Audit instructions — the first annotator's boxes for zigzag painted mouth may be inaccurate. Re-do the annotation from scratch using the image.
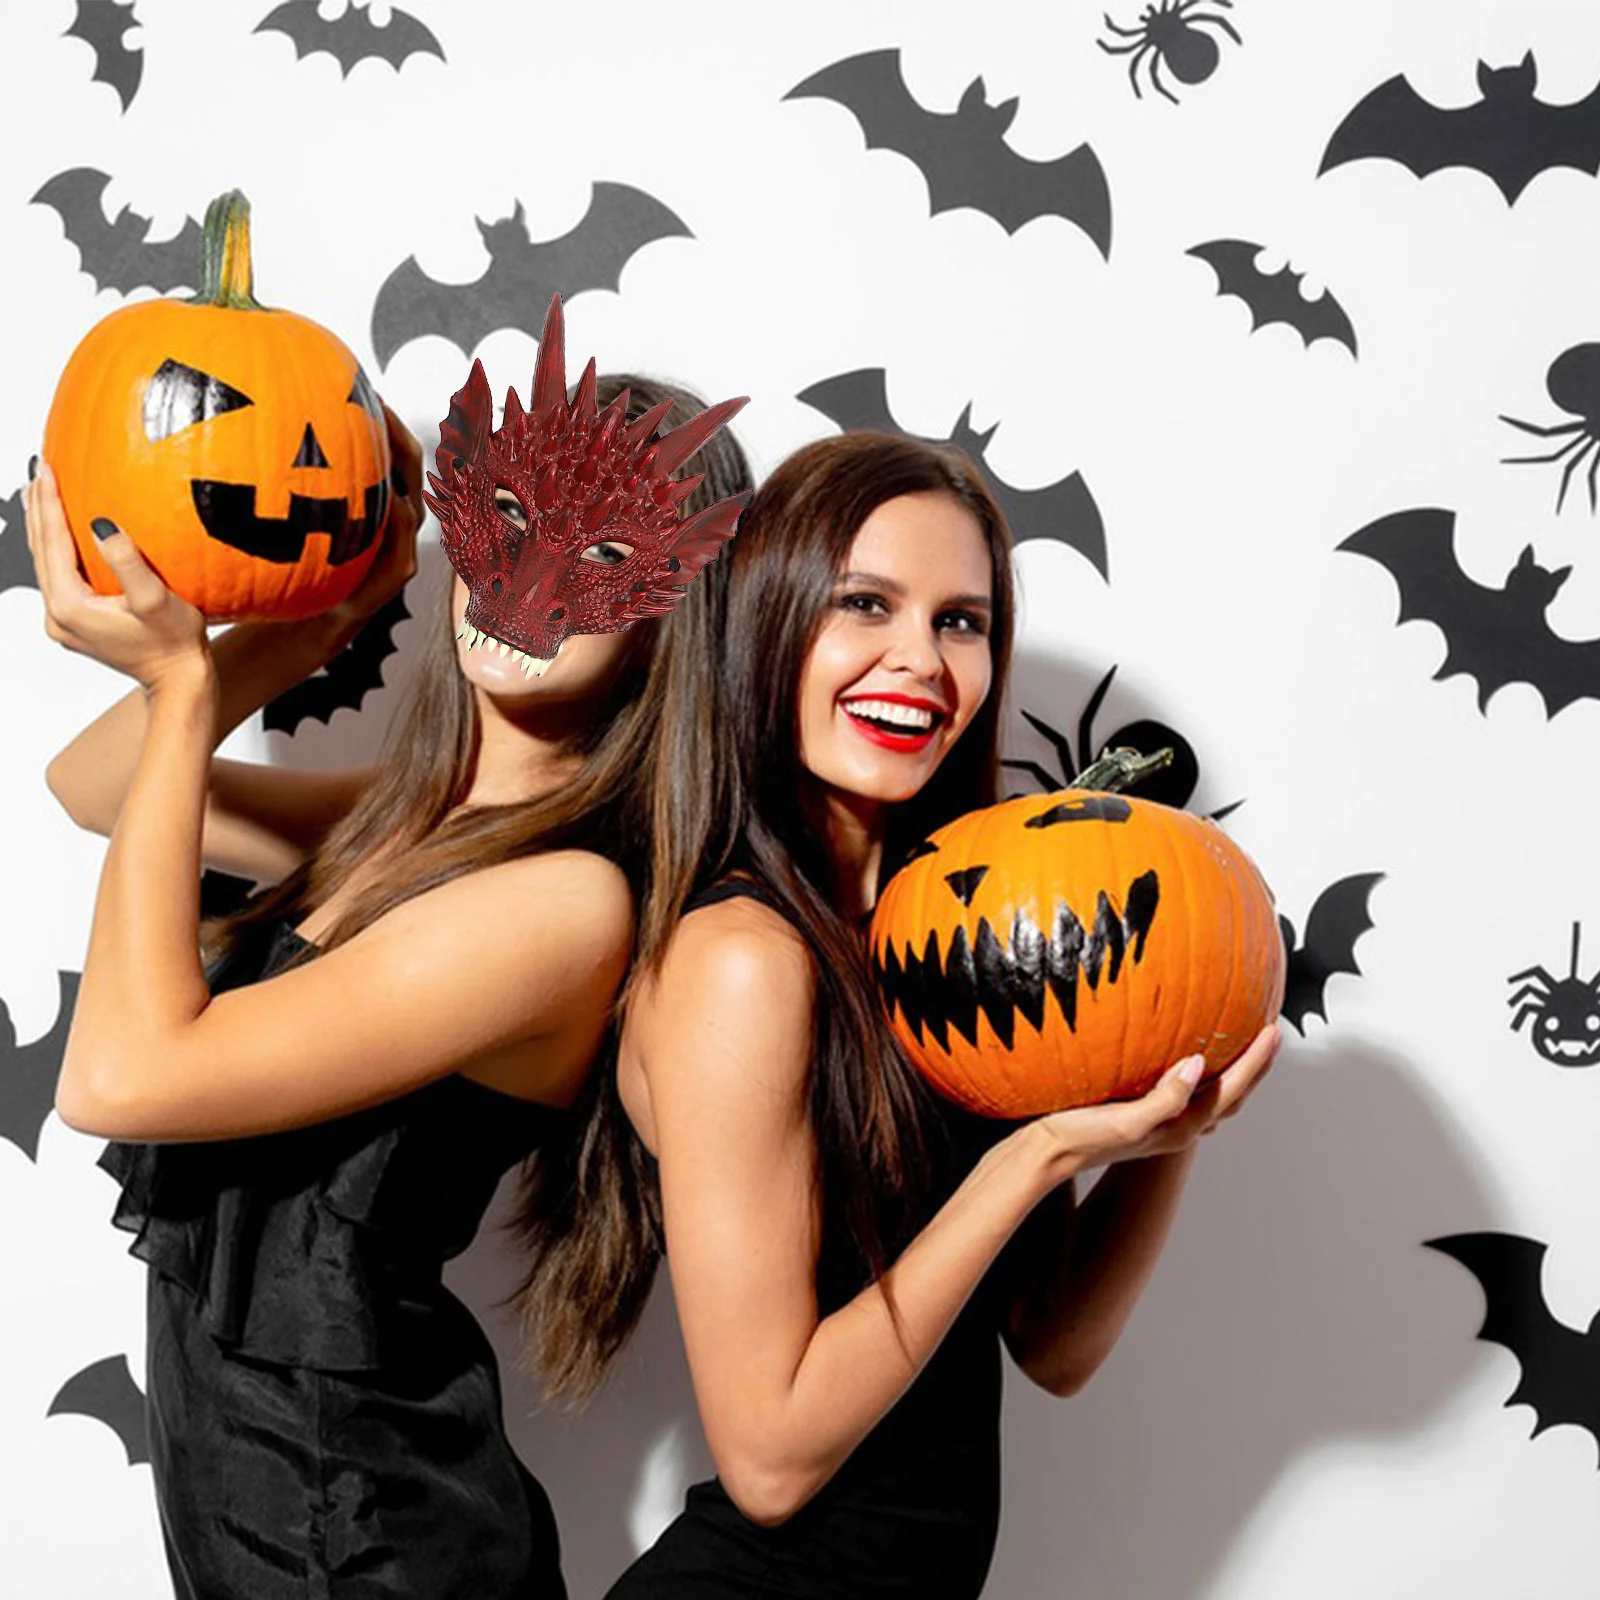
[873,870,1160,1052]
[191,479,388,566]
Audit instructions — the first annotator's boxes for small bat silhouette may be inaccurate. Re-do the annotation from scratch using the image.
[1278,873,1383,1032]
[263,590,411,734]
[254,0,444,76]
[1187,239,1358,355]
[0,485,34,596]
[32,168,203,296]
[1340,508,1600,717]
[797,368,1107,579]
[784,48,1113,259]
[1320,54,1600,205]
[48,1355,150,1467]
[64,0,143,112]
[370,186,691,368]
[0,971,80,1162]
[1425,1232,1600,1460]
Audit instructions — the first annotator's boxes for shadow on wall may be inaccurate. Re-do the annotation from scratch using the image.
[987,1040,1493,1600]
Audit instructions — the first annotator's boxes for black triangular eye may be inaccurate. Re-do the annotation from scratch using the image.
[904,838,939,864]
[347,366,382,419]
[943,866,988,906]
[142,359,252,442]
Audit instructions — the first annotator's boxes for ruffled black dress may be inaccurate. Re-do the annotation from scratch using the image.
[604,876,1008,1600]
[99,916,567,1599]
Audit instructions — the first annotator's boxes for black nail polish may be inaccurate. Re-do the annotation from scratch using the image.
[391,467,407,497]
[91,517,120,542]
[27,455,38,482]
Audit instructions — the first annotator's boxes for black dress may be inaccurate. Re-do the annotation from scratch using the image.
[604,877,1006,1600]
[99,915,567,1600]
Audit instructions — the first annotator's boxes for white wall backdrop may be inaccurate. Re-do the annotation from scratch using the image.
[4,1,1600,1595]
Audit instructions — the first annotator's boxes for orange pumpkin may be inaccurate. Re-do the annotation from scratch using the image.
[869,787,1286,1117]
[42,190,391,621]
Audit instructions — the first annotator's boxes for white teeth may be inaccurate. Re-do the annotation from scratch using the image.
[842,697,936,730]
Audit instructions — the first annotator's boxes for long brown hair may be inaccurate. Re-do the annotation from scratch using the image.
[618,432,1018,1322]
[198,371,754,1401]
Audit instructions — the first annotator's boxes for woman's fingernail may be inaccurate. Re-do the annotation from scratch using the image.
[27,455,38,482]
[91,517,121,542]
[391,467,408,497]
[1178,1056,1206,1087]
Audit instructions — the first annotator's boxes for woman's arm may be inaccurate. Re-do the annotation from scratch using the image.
[1001,1026,1281,1397]
[55,660,634,1140]
[631,899,1211,1529]
[44,405,422,882]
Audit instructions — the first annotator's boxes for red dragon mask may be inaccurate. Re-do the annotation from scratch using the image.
[421,292,749,676]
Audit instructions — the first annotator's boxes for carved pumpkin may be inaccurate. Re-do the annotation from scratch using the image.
[42,190,391,621]
[869,787,1286,1117]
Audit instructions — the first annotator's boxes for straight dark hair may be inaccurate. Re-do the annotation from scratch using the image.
[614,430,1018,1319]
[197,372,754,1403]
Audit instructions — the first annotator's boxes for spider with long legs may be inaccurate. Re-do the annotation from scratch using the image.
[1099,0,1242,105]
[1500,343,1600,515]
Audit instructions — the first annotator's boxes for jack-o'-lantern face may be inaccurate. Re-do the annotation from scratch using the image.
[869,789,1286,1117]
[42,190,391,621]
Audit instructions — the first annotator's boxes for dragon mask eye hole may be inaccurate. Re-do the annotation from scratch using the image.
[493,486,529,531]
[143,358,253,442]
[581,541,634,566]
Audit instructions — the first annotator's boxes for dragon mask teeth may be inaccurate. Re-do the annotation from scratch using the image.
[424,291,751,663]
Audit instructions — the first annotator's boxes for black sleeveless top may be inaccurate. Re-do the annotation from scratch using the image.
[606,876,1006,1600]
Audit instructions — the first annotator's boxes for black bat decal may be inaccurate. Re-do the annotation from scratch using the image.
[370,187,691,368]
[0,971,79,1162]
[1339,508,1600,717]
[0,485,34,596]
[254,0,444,76]
[64,0,143,112]
[263,590,411,734]
[784,48,1112,258]
[48,1355,150,1467]
[1186,239,1358,355]
[32,168,203,296]
[1277,873,1383,1033]
[797,368,1107,580]
[1320,54,1600,205]
[1425,1232,1600,1458]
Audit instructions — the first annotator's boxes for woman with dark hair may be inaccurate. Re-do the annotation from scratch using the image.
[29,335,754,1599]
[594,431,1281,1597]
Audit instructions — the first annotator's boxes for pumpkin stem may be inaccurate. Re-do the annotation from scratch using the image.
[192,190,264,311]
[1071,745,1173,794]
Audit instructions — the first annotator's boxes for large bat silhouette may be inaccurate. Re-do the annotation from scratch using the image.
[1340,508,1600,717]
[1278,873,1383,1032]
[370,186,691,368]
[254,0,444,76]
[784,48,1112,259]
[48,1355,150,1467]
[1320,54,1600,205]
[64,0,143,112]
[1426,1232,1600,1460]
[0,971,79,1162]
[32,168,202,296]
[797,368,1107,579]
[1187,239,1358,356]
[263,590,411,734]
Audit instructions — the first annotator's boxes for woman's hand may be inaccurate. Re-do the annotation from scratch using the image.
[26,460,210,691]
[320,403,424,637]
[1029,1021,1282,1177]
